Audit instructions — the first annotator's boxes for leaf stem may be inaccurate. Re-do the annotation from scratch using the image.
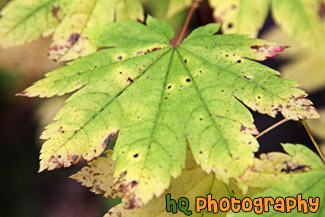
[255,118,290,139]
[300,120,325,164]
[175,0,198,47]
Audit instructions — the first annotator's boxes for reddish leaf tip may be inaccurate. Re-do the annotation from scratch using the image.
[266,45,289,58]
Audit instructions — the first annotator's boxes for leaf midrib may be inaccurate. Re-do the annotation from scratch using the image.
[135,49,176,186]
[176,48,242,175]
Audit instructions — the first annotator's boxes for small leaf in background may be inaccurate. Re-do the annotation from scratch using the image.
[0,0,144,62]
[230,143,325,217]
[48,0,144,62]
[19,17,319,208]
[71,150,123,198]
[272,0,325,52]
[229,171,325,216]
[209,0,270,37]
[241,143,324,187]
[0,0,69,48]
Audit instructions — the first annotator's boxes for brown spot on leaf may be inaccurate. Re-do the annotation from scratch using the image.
[137,47,163,55]
[68,33,80,46]
[115,171,128,192]
[320,2,325,19]
[93,185,105,194]
[51,6,60,20]
[102,131,118,148]
[270,94,318,120]
[250,45,265,51]
[102,132,116,148]
[281,163,310,173]
[151,47,162,52]
[49,45,59,51]
[114,171,142,209]
[131,180,138,187]
[58,127,65,133]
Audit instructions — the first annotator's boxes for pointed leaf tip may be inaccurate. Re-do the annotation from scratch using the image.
[39,130,118,172]
[249,44,288,60]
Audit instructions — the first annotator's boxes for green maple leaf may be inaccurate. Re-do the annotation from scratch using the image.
[19,17,319,207]
[230,143,325,216]
[0,0,144,62]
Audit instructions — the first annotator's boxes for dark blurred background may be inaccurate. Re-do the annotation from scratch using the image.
[0,0,324,216]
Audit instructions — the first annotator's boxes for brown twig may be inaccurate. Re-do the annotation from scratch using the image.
[175,0,199,47]
[300,120,325,164]
[255,118,290,139]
